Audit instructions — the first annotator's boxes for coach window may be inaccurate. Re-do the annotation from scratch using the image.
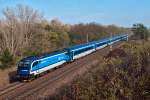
[32,61,39,67]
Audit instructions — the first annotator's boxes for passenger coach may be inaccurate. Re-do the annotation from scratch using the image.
[17,33,128,80]
[68,42,95,60]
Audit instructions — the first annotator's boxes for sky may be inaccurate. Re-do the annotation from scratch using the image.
[0,0,150,27]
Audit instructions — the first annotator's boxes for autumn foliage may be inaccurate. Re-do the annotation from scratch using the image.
[51,42,150,100]
[0,5,130,69]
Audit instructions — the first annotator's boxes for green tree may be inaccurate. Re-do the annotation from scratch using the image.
[0,48,14,68]
[132,24,149,40]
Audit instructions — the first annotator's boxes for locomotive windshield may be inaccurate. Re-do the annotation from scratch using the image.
[19,61,30,68]
[24,62,30,67]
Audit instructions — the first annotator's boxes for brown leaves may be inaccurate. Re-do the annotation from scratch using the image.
[54,42,150,100]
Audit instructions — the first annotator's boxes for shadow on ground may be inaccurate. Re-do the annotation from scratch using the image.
[8,71,18,83]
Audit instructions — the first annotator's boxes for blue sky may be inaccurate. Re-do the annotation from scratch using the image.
[0,0,150,27]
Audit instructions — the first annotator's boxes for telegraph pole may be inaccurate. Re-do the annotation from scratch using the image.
[110,32,113,51]
[86,33,89,43]
[143,30,145,46]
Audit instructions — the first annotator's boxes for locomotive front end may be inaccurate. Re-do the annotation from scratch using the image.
[17,60,32,80]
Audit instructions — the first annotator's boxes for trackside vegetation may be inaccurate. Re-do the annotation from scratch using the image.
[50,41,150,99]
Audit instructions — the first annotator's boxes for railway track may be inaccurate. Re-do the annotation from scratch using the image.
[16,60,99,99]
[0,82,24,96]
[0,41,126,99]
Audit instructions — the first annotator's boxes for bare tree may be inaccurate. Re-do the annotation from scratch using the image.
[0,5,43,56]
[50,18,63,30]
[0,20,3,53]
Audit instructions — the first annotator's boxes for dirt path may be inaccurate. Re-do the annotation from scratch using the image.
[0,67,17,88]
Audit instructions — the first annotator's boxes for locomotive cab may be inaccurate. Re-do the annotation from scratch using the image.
[17,60,31,80]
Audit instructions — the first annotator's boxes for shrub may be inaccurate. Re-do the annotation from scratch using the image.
[51,43,150,100]
[0,49,14,69]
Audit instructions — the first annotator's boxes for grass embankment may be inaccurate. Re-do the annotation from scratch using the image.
[51,41,150,100]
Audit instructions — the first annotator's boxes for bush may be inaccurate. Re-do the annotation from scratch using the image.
[51,43,150,100]
[0,49,14,69]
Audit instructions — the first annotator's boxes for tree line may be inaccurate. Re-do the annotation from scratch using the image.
[0,5,130,68]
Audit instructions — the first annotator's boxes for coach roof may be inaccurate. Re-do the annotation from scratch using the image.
[20,50,67,62]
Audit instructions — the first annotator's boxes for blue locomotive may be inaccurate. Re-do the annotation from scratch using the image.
[17,33,128,80]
